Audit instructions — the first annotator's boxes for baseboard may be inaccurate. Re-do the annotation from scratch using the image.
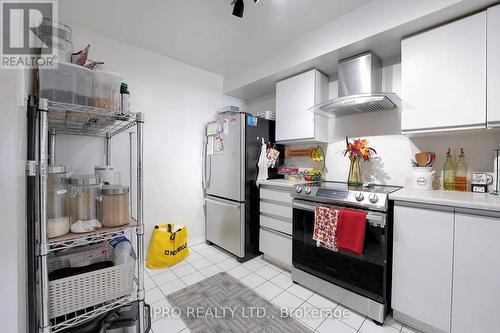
[392,310,448,333]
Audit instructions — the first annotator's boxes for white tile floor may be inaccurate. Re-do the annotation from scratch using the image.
[146,243,419,333]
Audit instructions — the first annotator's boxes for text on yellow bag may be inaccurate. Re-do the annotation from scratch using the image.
[146,224,189,269]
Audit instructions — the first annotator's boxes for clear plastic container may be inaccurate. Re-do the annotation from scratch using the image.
[92,70,123,110]
[69,175,101,232]
[73,65,92,106]
[47,165,69,238]
[100,185,130,227]
[39,62,74,103]
[39,62,92,105]
[39,35,73,63]
[37,18,73,63]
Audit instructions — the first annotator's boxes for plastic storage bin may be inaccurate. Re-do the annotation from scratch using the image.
[73,65,92,106]
[37,18,73,63]
[48,246,135,319]
[47,165,70,238]
[39,62,92,105]
[100,185,130,227]
[92,70,123,110]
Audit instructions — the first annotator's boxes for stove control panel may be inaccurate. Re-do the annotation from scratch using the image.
[291,186,392,212]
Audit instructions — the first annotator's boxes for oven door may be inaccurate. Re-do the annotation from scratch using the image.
[292,199,388,303]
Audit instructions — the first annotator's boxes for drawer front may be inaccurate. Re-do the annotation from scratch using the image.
[259,227,292,266]
[260,202,292,219]
[260,187,292,204]
[260,214,292,235]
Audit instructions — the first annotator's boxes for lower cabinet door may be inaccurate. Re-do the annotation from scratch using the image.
[452,212,500,333]
[392,204,454,332]
[259,227,292,267]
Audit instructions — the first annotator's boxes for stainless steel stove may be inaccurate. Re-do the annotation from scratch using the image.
[291,181,400,212]
[290,181,401,324]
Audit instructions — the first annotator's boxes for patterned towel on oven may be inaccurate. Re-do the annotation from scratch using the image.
[313,206,339,251]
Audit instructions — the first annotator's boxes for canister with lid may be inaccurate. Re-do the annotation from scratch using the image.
[100,185,130,227]
[69,174,102,233]
[48,165,69,238]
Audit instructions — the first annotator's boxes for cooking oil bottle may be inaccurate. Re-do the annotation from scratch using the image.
[454,148,468,191]
[443,148,455,190]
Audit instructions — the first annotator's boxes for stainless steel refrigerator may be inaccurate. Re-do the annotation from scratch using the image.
[203,112,278,262]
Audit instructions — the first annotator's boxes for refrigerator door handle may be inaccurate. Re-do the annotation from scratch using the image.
[202,135,207,190]
[202,134,212,190]
[205,196,242,208]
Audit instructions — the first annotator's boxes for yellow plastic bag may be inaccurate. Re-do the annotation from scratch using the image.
[146,224,189,269]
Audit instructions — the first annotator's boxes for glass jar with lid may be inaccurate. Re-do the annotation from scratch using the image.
[47,165,69,238]
[69,174,102,233]
[100,185,130,227]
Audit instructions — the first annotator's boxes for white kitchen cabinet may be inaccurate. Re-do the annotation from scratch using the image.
[259,227,292,267]
[487,5,500,127]
[392,204,454,333]
[401,12,487,133]
[451,211,500,333]
[275,69,328,143]
[259,185,293,268]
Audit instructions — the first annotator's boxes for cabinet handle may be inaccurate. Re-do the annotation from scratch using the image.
[261,226,292,239]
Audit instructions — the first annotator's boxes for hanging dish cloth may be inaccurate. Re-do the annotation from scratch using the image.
[313,206,339,251]
[257,138,268,181]
[266,146,280,168]
[336,209,367,256]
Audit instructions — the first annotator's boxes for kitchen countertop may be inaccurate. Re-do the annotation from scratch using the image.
[389,187,500,212]
[257,178,306,188]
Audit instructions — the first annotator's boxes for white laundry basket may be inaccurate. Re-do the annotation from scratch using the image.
[48,246,135,319]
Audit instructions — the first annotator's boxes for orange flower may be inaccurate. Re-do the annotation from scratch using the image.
[343,136,377,161]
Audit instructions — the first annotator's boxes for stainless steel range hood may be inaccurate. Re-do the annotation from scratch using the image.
[310,51,401,116]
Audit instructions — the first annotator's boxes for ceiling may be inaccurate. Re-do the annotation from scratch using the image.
[59,0,372,77]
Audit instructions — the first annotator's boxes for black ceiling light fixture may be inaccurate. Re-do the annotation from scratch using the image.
[232,0,244,18]
[231,0,259,18]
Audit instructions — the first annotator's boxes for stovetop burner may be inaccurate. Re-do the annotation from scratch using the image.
[291,181,401,212]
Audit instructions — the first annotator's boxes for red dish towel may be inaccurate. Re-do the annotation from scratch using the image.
[313,206,339,251]
[337,209,367,255]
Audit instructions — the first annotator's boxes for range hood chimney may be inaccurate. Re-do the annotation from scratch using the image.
[310,51,401,116]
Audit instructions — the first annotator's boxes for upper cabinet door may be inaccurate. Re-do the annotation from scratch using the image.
[401,12,487,133]
[276,69,328,143]
[488,5,500,127]
[452,211,500,333]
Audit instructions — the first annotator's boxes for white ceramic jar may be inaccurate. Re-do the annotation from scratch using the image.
[411,167,435,191]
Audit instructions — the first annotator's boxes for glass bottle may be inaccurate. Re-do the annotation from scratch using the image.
[443,149,455,191]
[454,148,468,192]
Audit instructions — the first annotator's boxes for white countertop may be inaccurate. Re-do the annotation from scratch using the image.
[257,178,306,188]
[389,187,500,212]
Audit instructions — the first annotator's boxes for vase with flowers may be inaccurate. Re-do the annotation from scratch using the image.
[343,136,377,186]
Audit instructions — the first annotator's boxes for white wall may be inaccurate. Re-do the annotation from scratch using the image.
[0,70,27,333]
[56,25,245,246]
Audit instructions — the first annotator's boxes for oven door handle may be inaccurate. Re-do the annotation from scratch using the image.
[292,201,386,227]
[292,202,315,211]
